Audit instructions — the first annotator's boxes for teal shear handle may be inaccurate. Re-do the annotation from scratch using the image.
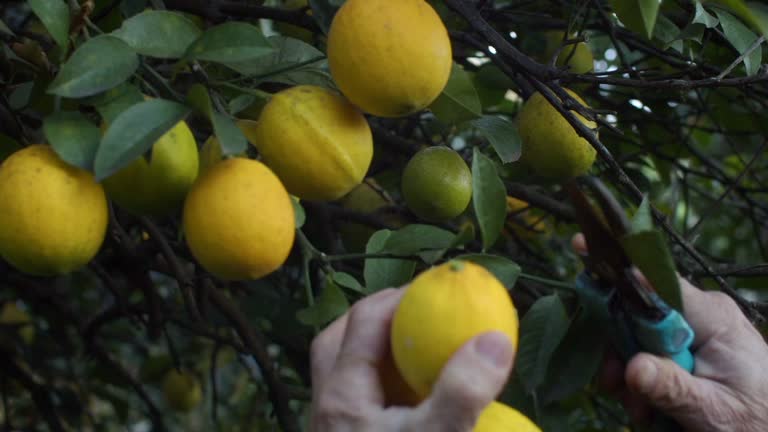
[575,273,695,373]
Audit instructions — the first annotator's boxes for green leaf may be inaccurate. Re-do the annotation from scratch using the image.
[715,9,763,75]
[89,83,145,125]
[472,147,507,251]
[653,15,684,52]
[185,22,274,64]
[186,84,248,155]
[308,0,345,34]
[382,224,457,256]
[112,10,202,58]
[694,3,720,28]
[630,196,653,233]
[429,63,481,125]
[43,112,101,171]
[516,294,570,394]
[331,272,365,293]
[540,311,605,404]
[225,36,330,87]
[94,99,190,181]
[0,19,15,36]
[471,115,521,164]
[48,36,139,98]
[456,254,521,291]
[706,0,768,36]
[292,197,306,228]
[364,230,416,293]
[610,0,661,39]
[28,0,70,49]
[297,278,349,327]
[621,230,683,312]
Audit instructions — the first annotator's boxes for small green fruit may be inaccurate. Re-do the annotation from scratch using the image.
[401,147,472,222]
[162,369,203,412]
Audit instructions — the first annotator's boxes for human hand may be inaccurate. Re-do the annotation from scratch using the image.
[309,288,515,432]
[572,233,768,432]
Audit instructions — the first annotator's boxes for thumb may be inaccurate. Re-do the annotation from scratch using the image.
[625,353,709,422]
[415,332,514,431]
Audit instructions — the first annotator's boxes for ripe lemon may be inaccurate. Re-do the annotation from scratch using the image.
[0,302,35,345]
[338,179,402,252]
[401,147,472,222]
[162,369,203,412]
[249,85,373,201]
[379,347,424,407]
[103,120,198,216]
[327,0,452,117]
[517,89,597,180]
[474,402,542,432]
[504,196,549,240]
[391,260,519,396]
[183,158,295,280]
[0,145,108,276]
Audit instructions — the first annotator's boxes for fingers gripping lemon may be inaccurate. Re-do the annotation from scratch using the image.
[0,145,108,276]
[249,85,373,201]
[391,260,519,397]
[183,158,295,281]
[327,0,452,117]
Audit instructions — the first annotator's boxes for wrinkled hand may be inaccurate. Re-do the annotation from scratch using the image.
[573,234,768,432]
[309,288,515,432]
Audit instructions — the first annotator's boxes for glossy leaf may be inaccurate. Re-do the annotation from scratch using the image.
[516,294,570,393]
[630,196,653,233]
[48,36,139,98]
[471,115,522,164]
[715,9,763,76]
[364,230,416,293]
[89,83,145,125]
[187,84,248,155]
[706,0,768,36]
[292,197,306,228]
[540,311,605,404]
[456,253,521,291]
[331,272,365,293]
[43,112,101,171]
[693,3,720,28]
[429,63,481,125]
[610,0,661,39]
[621,229,683,313]
[185,22,273,64]
[472,147,507,251]
[94,99,190,180]
[28,0,70,48]
[0,19,15,36]
[297,278,349,327]
[113,10,201,58]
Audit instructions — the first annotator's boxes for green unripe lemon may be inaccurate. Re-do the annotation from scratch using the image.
[401,147,471,222]
[162,369,203,412]
[517,88,597,180]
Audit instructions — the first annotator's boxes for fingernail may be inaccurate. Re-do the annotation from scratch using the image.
[473,332,513,368]
[636,358,658,394]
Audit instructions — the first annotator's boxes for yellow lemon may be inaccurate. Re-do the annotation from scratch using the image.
[327,0,452,117]
[0,302,35,345]
[474,402,542,432]
[391,260,519,397]
[401,147,472,222]
[183,158,295,280]
[162,369,203,412]
[0,145,108,276]
[517,89,597,180]
[249,85,373,201]
[103,120,198,216]
[504,196,550,240]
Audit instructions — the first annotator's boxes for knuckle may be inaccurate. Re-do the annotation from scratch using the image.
[312,385,369,428]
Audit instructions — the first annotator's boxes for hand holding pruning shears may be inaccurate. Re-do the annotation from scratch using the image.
[568,177,768,431]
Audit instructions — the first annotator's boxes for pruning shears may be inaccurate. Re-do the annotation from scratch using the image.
[567,177,695,430]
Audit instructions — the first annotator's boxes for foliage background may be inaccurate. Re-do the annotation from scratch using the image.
[1,0,768,431]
